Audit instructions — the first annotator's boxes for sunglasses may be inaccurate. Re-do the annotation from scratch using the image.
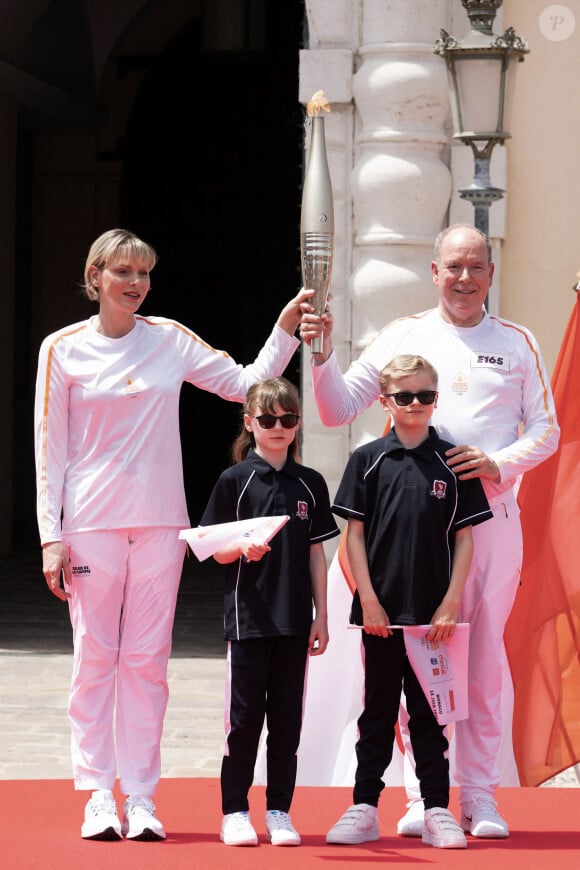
[251,413,300,429]
[383,391,438,406]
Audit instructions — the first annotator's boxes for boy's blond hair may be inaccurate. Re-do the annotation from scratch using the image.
[379,354,438,394]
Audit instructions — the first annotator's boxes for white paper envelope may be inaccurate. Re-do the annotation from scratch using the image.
[179,515,290,562]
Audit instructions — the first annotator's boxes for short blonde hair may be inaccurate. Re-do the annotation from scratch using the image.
[83,229,157,301]
[379,354,438,394]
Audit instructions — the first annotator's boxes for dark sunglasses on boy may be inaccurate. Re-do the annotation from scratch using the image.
[251,413,300,429]
[383,390,438,406]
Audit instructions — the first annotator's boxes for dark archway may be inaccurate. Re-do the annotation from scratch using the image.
[120,4,305,523]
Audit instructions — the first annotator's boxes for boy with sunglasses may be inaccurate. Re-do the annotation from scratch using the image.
[200,377,339,847]
[326,355,492,850]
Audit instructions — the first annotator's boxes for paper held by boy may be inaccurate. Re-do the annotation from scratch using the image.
[179,515,290,562]
[348,623,470,724]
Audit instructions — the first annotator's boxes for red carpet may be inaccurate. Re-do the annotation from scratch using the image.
[4,779,579,869]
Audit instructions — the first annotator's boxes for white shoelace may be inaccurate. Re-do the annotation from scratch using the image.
[470,796,500,816]
[268,811,295,831]
[228,812,253,830]
[126,795,156,816]
[88,793,117,817]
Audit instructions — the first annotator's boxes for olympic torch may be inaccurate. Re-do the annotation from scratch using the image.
[301,91,334,354]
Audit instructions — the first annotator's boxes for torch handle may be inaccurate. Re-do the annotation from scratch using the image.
[301,231,333,354]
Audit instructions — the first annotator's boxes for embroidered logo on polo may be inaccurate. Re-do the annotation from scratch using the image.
[471,352,510,372]
[431,480,447,499]
[296,501,309,520]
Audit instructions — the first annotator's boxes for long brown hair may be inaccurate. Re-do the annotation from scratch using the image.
[232,377,301,464]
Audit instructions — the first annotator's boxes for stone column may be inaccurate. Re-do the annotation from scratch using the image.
[349,0,452,451]
[299,1,356,505]
[300,0,453,502]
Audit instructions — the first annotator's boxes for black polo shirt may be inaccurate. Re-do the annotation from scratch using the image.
[200,449,340,641]
[332,426,493,626]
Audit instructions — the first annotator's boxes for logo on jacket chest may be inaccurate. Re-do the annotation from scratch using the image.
[123,376,147,397]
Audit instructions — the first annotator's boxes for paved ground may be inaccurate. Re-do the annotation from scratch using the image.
[1,547,578,787]
[0,549,227,780]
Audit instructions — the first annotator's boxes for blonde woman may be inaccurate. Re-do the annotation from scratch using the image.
[35,229,307,842]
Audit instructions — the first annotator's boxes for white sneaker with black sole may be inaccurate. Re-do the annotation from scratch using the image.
[122,794,166,841]
[81,789,121,841]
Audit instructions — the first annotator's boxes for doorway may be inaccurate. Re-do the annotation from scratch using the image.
[118,4,305,523]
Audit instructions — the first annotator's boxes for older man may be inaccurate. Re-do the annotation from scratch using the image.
[300,224,559,840]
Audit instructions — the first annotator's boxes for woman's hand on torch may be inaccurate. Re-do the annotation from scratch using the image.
[299,290,334,363]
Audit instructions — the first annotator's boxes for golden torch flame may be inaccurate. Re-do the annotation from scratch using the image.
[306,90,331,118]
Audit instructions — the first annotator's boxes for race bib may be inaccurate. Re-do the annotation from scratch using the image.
[470,352,510,372]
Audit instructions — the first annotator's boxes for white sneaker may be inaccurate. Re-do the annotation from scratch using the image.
[81,789,121,841]
[423,807,467,849]
[220,811,258,846]
[265,810,301,846]
[461,796,509,838]
[122,794,166,840]
[397,799,424,836]
[326,803,379,844]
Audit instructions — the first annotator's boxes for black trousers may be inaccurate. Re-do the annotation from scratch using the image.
[353,631,449,810]
[221,636,308,814]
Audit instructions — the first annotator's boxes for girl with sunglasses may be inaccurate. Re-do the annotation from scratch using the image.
[199,377,339,848]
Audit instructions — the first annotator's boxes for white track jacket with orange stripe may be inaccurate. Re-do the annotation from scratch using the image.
[35,316,299,544]
[312,307,559,498]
